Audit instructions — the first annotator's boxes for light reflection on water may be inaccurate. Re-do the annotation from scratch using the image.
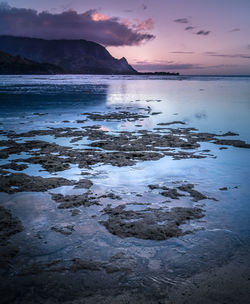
[0,75,250,295]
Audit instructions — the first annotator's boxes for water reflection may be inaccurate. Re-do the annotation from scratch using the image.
[0,75,250,301]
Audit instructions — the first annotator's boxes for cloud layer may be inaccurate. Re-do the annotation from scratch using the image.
[0,3,155,46]
[134,62,203,71]
[134,60,229,72]
[205,52,250,59]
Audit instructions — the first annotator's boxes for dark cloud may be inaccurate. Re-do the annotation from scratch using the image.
[170,51,194,54]
[229,28,240,32]
[175,20,210,37]
[196,30,210,36]
[141,4,147,10]
[205,52,250,59]
[0,3,155,46]
[185,26,195,31]
[174,18,189,24]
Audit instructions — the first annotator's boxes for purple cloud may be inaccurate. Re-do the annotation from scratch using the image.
[134,62,203,71]
[229,28,240,32]
[205,52,250,59]
[170,51,194,54]
[0,3,155,46]
[196,30,210,36]
[134,61,229,72]
[185,26,195,31]
[174,18,189,24]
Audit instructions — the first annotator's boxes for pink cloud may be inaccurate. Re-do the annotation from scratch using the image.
[135,18,154,31]
[91,12,110,22]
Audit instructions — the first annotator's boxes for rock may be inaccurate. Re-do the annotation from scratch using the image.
[101,205,204,240]
[178,184,207,201]
[0,173,73,193]
[219,187,228,191]
[160,188,185,199]
[157,121,186,126]
[0,162,28,171]
[51,193,100,209]
[74,179,93,189]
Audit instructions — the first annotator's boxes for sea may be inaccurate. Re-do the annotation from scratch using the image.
[0,74,250,303]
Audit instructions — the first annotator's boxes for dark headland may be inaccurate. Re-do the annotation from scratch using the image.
[0,36,179,75]
[0,50,63,74]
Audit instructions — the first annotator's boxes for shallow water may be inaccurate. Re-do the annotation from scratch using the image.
[0,75,250,303]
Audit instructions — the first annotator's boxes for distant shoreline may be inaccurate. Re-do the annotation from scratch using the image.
[1,73,250,77]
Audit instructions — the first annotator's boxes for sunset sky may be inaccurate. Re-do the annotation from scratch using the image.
[1,0,250,74]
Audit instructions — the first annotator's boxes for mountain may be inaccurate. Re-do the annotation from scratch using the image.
[0,36,137,74]
[0,51,63,74]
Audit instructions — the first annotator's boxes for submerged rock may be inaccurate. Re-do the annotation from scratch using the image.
[19,251,134,276]
[0,206,23,269]
[0,206,23,240]
[71,209,81,216]
[51,225,74,235]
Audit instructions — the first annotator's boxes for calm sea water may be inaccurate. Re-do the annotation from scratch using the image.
[0,75,250,298]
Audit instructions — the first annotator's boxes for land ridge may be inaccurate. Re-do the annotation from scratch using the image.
[0,35,136,74]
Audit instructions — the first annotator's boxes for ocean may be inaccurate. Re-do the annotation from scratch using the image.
[0,74,250,303]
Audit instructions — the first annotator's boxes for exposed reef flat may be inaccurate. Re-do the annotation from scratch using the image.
[0,105,250,304]
[0,109,248,242]
[0,111,249,176]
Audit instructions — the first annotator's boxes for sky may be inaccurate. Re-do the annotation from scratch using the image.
[1,0,250,75]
